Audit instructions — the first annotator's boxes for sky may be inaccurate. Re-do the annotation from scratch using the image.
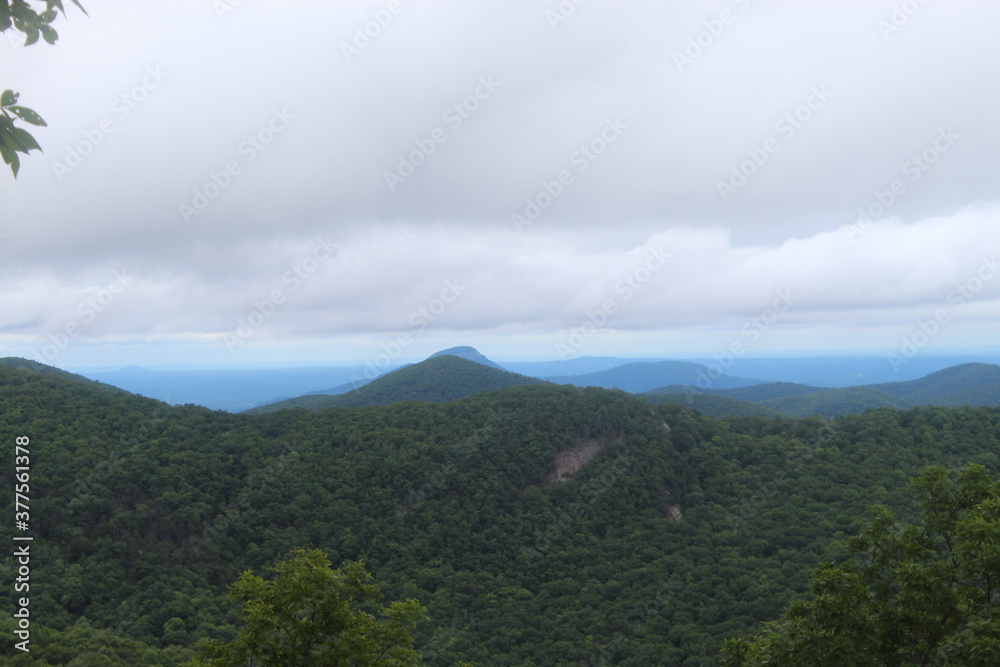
[2,0,999,370]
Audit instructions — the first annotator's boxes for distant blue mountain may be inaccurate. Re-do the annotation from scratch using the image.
[544,360,766,393]
[645,363,1000,418]
[429,346,505,369]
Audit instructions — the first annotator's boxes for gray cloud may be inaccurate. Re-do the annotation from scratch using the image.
[2,0,999,365]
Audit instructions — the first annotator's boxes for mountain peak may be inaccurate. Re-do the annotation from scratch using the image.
[427,346,503,369]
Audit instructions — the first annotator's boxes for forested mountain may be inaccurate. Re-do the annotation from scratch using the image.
[501,356,670,378]
[643,391,782,419]
[870,361,1000,404]
[544,360,766,393]
[294,346,506,400]
[0,357,125,392]
[428,346,505,369]
[649,363,1000,418]
[5,357,1000,664]
[245,355,547,413]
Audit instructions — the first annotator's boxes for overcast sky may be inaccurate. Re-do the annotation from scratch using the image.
[2,0,999,369]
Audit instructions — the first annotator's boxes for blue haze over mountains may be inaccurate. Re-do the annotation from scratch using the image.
[72,347,1000,413]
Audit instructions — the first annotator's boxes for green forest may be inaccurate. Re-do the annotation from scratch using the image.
[3,358,1000,664]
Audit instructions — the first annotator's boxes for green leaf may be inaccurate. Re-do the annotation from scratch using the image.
[11,14,32,31]
[0,90,17,108]
[11,126,40,152]
[23,26,39,46]
[0,125,29,154]
[70,0,88,17]
[8,106,46,126]
[0,141,21,177]
[39,23,57,44]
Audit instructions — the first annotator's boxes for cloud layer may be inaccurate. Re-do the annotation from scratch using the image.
[1,1,998,365]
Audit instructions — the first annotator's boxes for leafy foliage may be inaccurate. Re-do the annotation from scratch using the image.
[0,89,45,177]
[187,550,425,666]
[723,464,1000,665]
[1,616,190,665]
[1,0,86,176]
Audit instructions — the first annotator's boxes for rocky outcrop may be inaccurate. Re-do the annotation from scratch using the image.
[546,440,603,483]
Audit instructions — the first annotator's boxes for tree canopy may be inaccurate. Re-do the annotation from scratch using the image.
[723,464,1000,665]
[187,550,426,667]
[6,358,1000,664]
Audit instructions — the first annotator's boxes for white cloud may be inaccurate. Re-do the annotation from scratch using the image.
[1,1,999,365]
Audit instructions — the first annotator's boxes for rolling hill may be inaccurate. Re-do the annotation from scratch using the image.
[500,355,670,378]
[870,362,1000,405]
[645,363,1000,418]
[292,346,506,402]
[247,354,547,413]
[643,390,783,418]
[428,345,506,369]
[1,356,122,388]
[544,360,767,393]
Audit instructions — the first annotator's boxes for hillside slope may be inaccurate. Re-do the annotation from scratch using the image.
[545,360,766,393]
[247,354,547,412]
[645,364,1000,418]
[6,359,1000,664]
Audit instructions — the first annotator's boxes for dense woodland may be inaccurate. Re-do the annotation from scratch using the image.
[3,358,1000,664]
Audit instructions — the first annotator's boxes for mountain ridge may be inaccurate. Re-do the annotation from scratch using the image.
[645,362,1000,418]
[246,354,547,413]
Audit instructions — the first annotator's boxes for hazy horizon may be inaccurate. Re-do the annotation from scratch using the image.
[45,345,1000,376]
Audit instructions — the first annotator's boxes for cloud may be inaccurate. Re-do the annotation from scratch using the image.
[3,204,997,351]
[2,1,999,364]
